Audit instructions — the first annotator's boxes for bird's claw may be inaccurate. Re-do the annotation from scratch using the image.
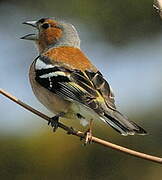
[48,116,59,132]
[84,130,92,145]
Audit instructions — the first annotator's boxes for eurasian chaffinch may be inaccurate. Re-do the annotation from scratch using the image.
[21,18,147,142]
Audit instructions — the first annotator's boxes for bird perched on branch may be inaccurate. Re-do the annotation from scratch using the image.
[21,18,147,143]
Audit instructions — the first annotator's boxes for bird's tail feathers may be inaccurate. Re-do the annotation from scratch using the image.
[101,110,147,136]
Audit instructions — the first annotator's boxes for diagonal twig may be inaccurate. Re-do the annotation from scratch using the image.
[0,88,162,164]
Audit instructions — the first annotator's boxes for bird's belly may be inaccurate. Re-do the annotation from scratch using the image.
[29,62,71,115]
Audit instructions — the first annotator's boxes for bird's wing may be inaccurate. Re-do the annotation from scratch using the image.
[35,56,116,114]
[34,56,147,136]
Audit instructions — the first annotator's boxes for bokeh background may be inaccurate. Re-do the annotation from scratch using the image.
[1,0,162,179]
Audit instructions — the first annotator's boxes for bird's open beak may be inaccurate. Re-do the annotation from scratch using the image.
[22,21,37,28]
[20,33,38,40]
[21,21,38,41]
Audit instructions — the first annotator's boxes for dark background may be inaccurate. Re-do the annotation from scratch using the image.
[1,0,162,179]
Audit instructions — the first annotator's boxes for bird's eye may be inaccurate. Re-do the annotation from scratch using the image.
[38,18,46,23]
[42,23,50,29]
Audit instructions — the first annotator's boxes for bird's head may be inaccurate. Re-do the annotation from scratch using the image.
[21,18,80,53]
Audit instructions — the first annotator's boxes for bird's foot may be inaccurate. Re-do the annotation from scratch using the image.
[83,119,93,145]
[84,129,93,145]
[48,112,65,132]
[48,115,60,132]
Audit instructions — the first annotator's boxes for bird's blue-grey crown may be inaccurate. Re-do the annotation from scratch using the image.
[55,21,81,48]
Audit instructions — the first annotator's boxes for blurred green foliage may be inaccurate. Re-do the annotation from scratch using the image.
[6,0,162,44]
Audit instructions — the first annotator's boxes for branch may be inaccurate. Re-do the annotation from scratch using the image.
[1,88,162,165]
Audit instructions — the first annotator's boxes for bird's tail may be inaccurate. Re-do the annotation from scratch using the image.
[101,110,147,136]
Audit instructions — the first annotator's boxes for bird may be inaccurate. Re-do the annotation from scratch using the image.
[153,0,162,18]
[21,18,147,143]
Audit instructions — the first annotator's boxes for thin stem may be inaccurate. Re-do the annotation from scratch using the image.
[0,88,162,164]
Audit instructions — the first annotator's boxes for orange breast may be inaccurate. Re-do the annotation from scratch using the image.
[43,47,97,71]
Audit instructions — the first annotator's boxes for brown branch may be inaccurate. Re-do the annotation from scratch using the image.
[1,88,162,165]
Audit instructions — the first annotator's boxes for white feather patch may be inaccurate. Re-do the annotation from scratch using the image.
[80,118,89,126]
[40,71,66,78]
[35,58,54,70]
[40,72,57,78]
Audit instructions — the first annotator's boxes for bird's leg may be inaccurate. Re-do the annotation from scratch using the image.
[84,119,93,145]
[48,112,65,132]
